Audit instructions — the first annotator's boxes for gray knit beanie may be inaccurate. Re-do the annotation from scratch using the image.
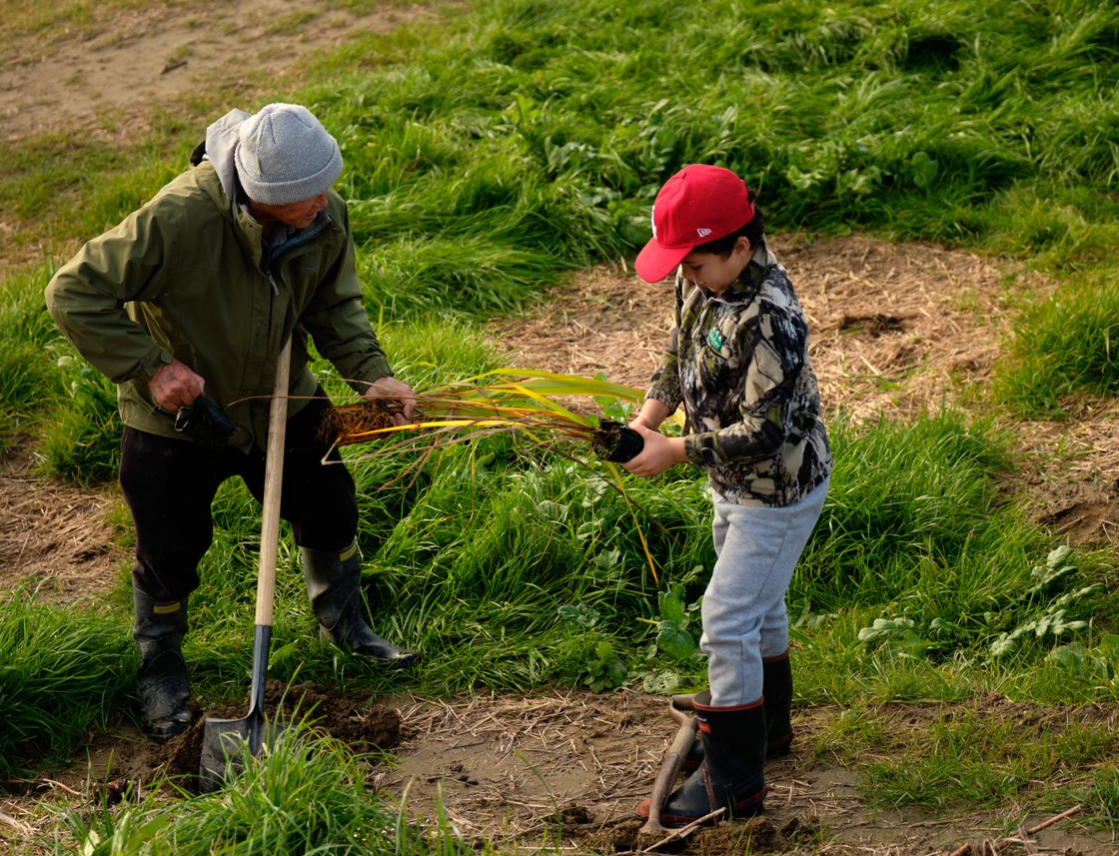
[234,103,343,205]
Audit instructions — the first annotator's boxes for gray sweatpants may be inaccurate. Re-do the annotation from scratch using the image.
[701,476,830,706]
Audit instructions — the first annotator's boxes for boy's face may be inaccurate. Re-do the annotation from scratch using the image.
[680,237,752,295]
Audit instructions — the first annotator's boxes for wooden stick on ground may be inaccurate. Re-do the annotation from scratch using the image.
[639,807,726,853]
[946,805,1083,856]
[0,810,31,837]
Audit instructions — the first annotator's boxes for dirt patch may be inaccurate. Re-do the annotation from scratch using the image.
[494,234,1020,422]
[372,690,1114,856]
[0,453,128,605]
[0,0,430,145]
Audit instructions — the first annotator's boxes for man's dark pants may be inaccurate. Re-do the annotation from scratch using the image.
[120,391,358,602]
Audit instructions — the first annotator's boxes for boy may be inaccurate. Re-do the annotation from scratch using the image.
[626,164,832,824]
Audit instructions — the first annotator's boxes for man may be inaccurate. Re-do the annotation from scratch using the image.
[46,103,417,742]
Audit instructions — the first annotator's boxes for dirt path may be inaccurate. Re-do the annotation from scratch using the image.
[0,0,429,144]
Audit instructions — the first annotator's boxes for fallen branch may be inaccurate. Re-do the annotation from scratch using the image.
[946,805,1082,856]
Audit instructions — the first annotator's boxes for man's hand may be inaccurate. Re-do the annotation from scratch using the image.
[149,359,205,411]
[364,377,417,426]
[622,423,688,478]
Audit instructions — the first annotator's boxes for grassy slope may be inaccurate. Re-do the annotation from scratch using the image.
[4,0,1119,850]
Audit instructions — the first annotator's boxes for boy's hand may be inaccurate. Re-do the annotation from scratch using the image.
[623,424,687,478]
[629,398,673,433]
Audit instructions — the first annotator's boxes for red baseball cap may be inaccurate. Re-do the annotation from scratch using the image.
[635,164,755,283]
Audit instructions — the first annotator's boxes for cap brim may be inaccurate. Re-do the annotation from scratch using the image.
[635,239,691,283]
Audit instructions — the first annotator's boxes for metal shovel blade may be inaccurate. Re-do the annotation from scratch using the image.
[198,709,284,792]
[198,624,281,792]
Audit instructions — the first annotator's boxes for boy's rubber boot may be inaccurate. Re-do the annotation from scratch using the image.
[133,586,193,741]
[640,691,767,826]
[302,542,418,669]
[677,654,796,770]
[761,652,794,756]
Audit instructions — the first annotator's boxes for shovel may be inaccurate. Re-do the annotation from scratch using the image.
[639,695,699,835]
[199,336,292,791]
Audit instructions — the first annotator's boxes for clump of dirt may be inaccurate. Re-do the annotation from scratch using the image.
[321,400,398,446]
[593,420,644,463]
[161,680,401,789]
[9,681,403,802]
[837,311,910,336]
[579,814,820,855]
[689,816,821,855]
[579,818,645,853]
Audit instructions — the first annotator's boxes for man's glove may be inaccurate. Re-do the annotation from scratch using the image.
[174,395,234,450]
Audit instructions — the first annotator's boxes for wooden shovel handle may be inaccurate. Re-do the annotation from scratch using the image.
[255,336,292,628]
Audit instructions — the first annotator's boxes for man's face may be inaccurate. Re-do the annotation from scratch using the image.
[680,237,752,294]
[252,193,330,230]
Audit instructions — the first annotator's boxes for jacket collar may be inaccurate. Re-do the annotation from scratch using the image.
[697,240,774,304]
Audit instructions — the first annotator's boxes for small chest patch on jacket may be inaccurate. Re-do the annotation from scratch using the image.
[707,328,727,353]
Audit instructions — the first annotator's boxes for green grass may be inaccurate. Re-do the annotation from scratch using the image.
[53,718,475,856]
[994,269,1119,415]
[810,701,1119,815]
[0,593,134,778]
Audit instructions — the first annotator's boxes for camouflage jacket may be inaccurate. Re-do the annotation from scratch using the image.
[646,242,832,507]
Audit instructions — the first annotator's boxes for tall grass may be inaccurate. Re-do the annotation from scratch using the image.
[0,593,134,778]
[994,270,1119,415]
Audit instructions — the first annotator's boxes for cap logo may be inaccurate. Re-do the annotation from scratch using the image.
[697,227,712,237]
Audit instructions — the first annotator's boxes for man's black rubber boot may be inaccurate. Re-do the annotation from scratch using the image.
[302,542,418,669]
[133,586,193,741]
[641,691,767,826]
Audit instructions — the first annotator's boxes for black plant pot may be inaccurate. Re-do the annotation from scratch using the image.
[594,420,644,463]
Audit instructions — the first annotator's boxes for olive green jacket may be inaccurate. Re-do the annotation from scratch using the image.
[45,160,392,452]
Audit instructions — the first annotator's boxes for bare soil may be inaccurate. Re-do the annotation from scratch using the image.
[0,0,430,145]
[5,689,1115,854]
[0,450,128,606]
[375,690,1119,856]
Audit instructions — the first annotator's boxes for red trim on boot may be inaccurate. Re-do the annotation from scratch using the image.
[761,648,790,664]
[692,690,764,713]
